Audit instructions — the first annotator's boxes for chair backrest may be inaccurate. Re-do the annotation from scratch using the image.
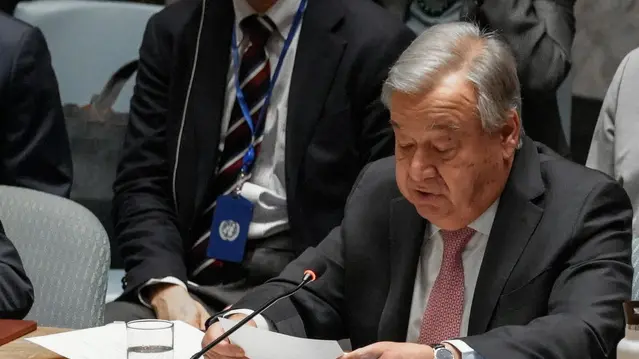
[0,186,110,329]
[14,0,162,112]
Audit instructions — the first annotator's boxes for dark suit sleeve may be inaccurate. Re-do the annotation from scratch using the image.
[235,227,346,338]
[463,181,633,359]
[2,27,72,198]
[0,221,34,320]
[231,166,379,339]
[355,26,415,163]
[469,0,575,92]
[113,15,187,298]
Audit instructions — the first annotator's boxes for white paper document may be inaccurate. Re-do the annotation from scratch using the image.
[26,320,204,359]
[219,318,344,359]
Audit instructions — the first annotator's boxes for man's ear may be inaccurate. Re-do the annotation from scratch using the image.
[500,109,520,158]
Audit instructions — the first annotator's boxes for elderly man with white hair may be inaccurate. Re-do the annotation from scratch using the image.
[201,22,632,359]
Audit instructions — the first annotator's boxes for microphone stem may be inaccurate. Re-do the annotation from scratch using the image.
[191,278,310,359]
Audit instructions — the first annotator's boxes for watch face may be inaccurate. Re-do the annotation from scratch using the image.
[434,348,455,359]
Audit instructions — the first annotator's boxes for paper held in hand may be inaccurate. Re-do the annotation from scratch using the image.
[219,317,344,359]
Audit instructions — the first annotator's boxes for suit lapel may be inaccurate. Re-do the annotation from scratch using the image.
[377,197,425,342]
[467,137,545,335]
[188,0,234,215]
[285,0,346,202]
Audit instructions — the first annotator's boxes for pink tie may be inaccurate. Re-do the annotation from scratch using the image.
[418,227,475,344]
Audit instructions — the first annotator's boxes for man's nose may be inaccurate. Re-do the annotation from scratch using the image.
[408,149,437,182]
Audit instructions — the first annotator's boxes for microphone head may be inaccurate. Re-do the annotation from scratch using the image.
[303,261,328,282]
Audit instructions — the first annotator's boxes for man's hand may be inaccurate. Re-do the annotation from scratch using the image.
[148,284,210,330]
[341,342,434,359]
[201,314,257,359]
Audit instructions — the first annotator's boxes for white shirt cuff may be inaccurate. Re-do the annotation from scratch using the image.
[137,276,187,308]
[223,309,271,331]
[444,340,484,359]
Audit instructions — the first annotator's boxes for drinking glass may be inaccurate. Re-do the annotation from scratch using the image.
[126,320,174,359]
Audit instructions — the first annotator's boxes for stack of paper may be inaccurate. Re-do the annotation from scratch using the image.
[27,321,203,359]
[27,319,344,359]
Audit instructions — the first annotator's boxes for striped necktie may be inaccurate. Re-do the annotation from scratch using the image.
[189,14,275,283]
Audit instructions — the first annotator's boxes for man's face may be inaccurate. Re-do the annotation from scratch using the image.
[390,72,520,230]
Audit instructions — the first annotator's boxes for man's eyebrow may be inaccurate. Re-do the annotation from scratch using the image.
[389,119,461,131]
[429,121,460,131]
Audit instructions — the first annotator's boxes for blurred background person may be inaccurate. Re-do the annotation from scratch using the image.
[587,47,639,237]
[0,12,73,197]
[375,0,575,157]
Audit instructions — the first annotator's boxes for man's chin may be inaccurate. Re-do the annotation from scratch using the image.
[414,205,451,223]
[412,203,469,229]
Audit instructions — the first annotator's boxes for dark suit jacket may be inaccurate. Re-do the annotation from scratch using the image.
[376,0,574,156]
[113,0,415,299]
[0,220,33,319]
[234,136,633,359]
[0,14,73,198]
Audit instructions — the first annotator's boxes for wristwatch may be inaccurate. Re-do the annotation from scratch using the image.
[430,344,454,359]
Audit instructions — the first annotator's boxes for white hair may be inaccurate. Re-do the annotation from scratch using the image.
[382,22,523,145]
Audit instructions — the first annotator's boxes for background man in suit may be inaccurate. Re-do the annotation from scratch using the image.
[203,22,632,359]
[106,0,414,328]
[0,13,73,198]
[375,0,575,157]
[0,220,33,319]
[587,47,639,238]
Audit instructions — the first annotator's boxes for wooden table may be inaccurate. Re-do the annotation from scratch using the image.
[0,327,69,359]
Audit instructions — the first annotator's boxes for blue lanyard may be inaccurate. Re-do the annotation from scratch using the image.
[231,0,307,175]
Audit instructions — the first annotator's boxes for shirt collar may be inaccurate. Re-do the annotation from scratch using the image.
[429,198,500,238]
[233,0,301,40]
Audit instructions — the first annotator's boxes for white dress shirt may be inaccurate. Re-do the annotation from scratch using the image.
[236,200,498,358]
[407,200,499,359]
[138,0,303,306]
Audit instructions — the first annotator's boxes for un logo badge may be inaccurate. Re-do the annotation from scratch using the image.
[218,220,240,242]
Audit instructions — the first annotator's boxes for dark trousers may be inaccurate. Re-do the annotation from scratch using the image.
[105,231,295,322]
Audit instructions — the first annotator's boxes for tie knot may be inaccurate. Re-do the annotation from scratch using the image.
[241,15,275,48]
[440,227,475,254]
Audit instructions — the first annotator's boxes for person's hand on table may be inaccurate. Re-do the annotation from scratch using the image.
[341,341,461,359]
[148,283,210,330]
[202,313,257,359]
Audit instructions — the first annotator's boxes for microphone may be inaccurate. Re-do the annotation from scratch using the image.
[190,262,328,359]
